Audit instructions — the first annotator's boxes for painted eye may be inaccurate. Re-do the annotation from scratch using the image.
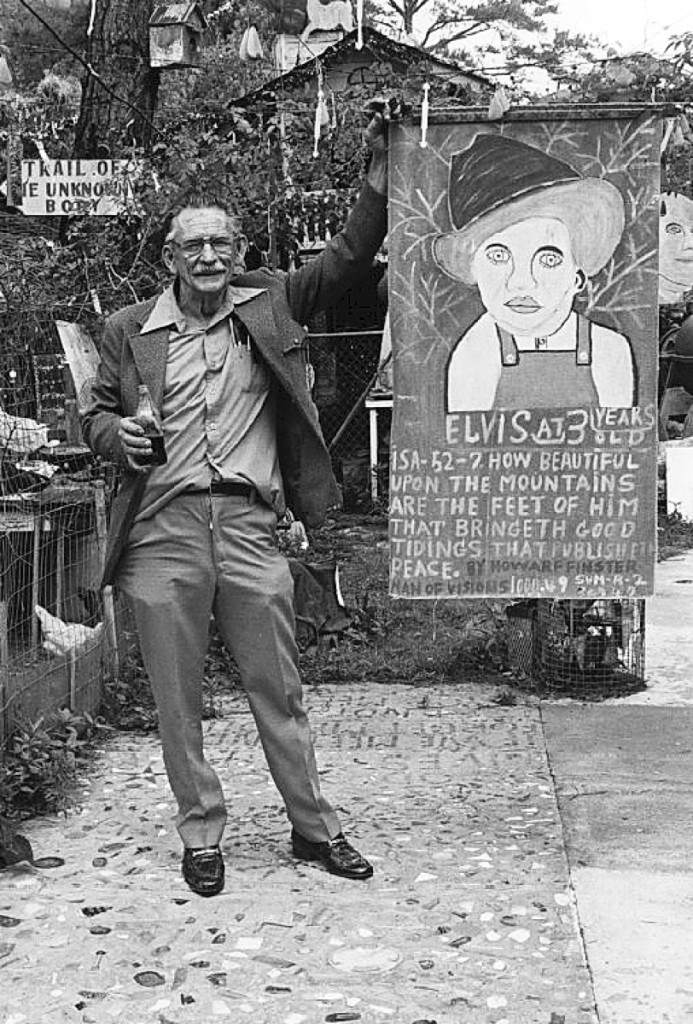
[666,222,684,235]
[485,244,510,264]
[537,249,564,269]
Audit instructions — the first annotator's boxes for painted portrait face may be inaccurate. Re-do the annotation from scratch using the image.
[659,192,693,304]
[471,217,584,337]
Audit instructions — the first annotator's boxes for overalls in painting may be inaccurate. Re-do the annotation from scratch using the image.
[493,314,598,409]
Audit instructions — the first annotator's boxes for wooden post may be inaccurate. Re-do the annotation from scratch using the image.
[368,404,379,501]
[0,533,8,665]
[268,131,278,270]
[55,526,65,618]
[0,598,9,747]
[94,481,119,679]
[68,646,77,711]
[31,515,41,650]
[0,666,8,751]
[0,598,8,666]
[0,533,10,748]
[5,127,13,208]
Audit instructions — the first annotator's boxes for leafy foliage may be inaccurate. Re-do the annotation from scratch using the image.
[152,37,471,266]
[546,45,693,198]
[99,648,159,733]
[1,15,483,327]
[100,632,239,734]
[371,0,556,52]
[4,0,689,324]
[0,708,105,819]
[0,0,89,87]
[553,50,693,107]
[658,507,693,562]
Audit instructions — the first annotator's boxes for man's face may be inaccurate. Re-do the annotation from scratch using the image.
[471,217,583,337]
[163,207,241,303]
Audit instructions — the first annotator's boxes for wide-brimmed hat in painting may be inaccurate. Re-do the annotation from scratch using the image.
[433,135,625,285]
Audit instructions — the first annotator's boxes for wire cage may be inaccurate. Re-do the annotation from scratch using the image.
[505,597,646,696]
[0,479,113,749]
[308,329,385,508]
[311,330,382,452]
[0,308,117,750]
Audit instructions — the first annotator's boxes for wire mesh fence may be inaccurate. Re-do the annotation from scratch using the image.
[309,329,389,509]
[0,308,118,750]
[505,597,646,696]
[0,491,107,736]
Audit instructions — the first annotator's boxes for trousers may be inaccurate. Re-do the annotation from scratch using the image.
[116,490,341,849]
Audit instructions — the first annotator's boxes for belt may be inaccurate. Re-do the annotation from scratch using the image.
[186,481,256,498]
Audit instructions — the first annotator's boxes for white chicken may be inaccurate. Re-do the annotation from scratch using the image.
[35,605,104,657]
[0,408,49,455]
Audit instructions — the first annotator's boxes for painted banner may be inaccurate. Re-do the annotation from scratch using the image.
[388,106,661,600]
[21,158,139,216]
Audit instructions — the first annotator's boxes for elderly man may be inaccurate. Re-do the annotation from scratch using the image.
[82,111,389,897]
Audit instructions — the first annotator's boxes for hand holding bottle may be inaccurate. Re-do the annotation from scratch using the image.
[118,385,167,470]
[117,416,155,471]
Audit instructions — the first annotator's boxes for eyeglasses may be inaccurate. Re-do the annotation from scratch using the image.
[171,237,236,260]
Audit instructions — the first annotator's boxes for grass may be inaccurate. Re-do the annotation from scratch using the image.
[299,514,503,688]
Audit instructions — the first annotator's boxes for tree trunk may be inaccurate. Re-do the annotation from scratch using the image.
[73,0,159,158]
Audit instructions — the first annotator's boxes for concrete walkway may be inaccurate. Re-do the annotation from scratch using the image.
[543,548,693,1024]
[1,554,691,1024]
[1,685,594,1024]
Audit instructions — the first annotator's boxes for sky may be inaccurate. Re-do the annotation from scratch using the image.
[551,0,691,55]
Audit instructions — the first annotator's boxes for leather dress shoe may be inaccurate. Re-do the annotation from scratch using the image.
[181,846,225,897]
[291,830,373,880]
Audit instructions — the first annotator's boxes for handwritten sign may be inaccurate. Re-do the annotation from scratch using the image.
[388,107,661,600]
[21,158,139,216]
[391,407,656,599]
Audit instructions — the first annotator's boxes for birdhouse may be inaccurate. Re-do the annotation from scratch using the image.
[149,2,208,69]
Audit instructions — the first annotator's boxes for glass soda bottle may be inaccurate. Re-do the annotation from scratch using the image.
[134,384,167,465]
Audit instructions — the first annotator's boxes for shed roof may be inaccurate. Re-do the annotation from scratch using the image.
[149,2,207,30]
[232,26,492,107]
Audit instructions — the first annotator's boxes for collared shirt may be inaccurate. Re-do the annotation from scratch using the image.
[134,284,285,521]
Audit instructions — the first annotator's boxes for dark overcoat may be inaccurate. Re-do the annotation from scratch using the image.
[82,183,387,585]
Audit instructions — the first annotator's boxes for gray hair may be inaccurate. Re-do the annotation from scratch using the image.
[163,190,243,243]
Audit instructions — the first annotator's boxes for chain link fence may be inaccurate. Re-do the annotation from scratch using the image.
[309,329,390,509]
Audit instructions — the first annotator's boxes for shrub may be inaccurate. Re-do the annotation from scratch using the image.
[0,709,104,819]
